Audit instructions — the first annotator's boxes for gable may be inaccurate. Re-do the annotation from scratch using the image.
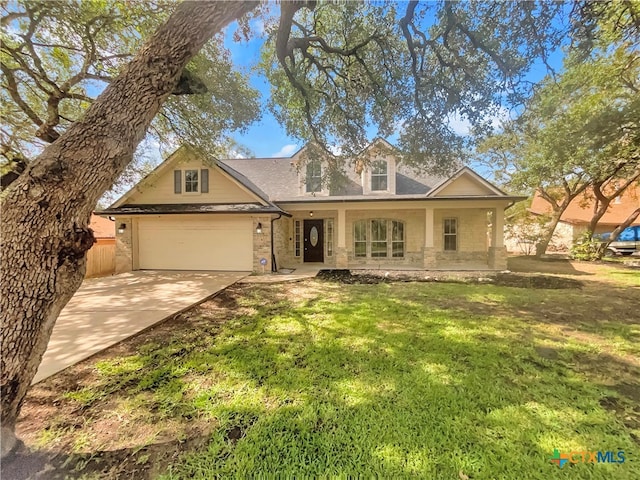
[114,146,265,207]
[428,168,505,197]
[434,174,496,196]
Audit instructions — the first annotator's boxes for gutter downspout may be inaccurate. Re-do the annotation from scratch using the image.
[271,214,283,272]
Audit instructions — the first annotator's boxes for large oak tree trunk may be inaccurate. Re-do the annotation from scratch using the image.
[535,208,563,258]
[0,0,258,457]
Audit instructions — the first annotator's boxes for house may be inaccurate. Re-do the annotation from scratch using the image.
[89,214,116,245]
[99,139,523,274]
[86,214,116,277]
[523,186,640,252]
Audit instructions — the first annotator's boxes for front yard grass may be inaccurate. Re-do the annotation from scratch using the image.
[15,259,640,479]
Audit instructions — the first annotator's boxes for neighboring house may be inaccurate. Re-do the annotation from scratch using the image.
[521,186,640,252]
[86,214,116,277]
[89,214,116,245]
[99,139,523,274]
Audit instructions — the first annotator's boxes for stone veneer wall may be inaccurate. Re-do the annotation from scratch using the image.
[274,213,339,269]
[115,217,133,273]
[488,246,508,270]
[252,216,272,273]
[272,216,291,270]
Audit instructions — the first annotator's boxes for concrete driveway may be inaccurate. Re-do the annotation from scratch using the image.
[33,270,247,384]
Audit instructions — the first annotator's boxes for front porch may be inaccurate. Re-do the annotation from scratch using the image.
[272,201,509,272]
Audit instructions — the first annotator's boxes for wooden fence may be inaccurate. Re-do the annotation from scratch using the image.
[85,240,115,278]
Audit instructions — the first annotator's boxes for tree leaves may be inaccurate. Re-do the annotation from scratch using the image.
[1,0,260,175]
[261,1,566,175]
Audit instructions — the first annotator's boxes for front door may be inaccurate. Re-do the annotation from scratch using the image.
[303,220,324,262]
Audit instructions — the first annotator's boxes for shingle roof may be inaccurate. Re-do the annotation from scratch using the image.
[220,158,445,201]
[529,187,640,226]
[99,203,288,216]
[220,158,299,200]
[89,214,115,238]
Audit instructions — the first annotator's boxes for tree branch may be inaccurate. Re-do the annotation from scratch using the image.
[0,63,45,129]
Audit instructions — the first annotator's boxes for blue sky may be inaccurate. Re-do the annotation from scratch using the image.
[224,18,303,159]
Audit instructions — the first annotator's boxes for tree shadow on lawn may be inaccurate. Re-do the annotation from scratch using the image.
[507,256,594,276]
[12,281,640,479]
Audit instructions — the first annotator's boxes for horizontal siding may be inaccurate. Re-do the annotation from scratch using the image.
[130,159,258,204]
[435,174,494,196]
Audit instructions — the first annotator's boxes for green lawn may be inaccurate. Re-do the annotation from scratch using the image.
[19,262,640,479]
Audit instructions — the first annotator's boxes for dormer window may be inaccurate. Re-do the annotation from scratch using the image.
[371,160,388,191]
[306,160,322,193]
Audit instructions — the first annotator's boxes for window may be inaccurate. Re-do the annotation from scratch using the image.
[326,219,334,257]
[185,169,199,193]
[371,160,388,191]
[306,160,322,193]
[294,220,301,257]
[392,221,404,257]
[371,219,387,257]
[444,218,457,251]
[354,220,367,257]
[353,219,405,258]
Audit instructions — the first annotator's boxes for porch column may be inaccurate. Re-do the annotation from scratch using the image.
[491,207,504,248]
[423,208,436,268]
[336,208,348,268]
[489,207,508,270]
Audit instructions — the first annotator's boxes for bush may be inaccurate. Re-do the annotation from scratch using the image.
[570,232,605,261]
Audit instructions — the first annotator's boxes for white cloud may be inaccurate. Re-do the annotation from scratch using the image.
[272,144,299,157]
[448,115,472,136]
[251,18,266,36]
[448,106,512,136]
[328,144,343,156]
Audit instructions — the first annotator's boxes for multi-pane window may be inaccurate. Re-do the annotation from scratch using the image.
[371,160,388,191]
[306,160,322,193]
[185,169,199,193]
[353,219,405,258]
[371,219,388,257]
[354,220,367,257]
[392,221,404,257]
[326,219,334,257]
[294,220,301,257]
[444,218,458,251]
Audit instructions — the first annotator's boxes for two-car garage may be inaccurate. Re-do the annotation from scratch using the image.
[136,215,254,271]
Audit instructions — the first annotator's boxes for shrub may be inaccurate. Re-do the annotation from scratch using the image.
[570,231,605,261]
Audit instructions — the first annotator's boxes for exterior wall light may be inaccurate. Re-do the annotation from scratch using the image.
[309,211,314,217]
[118,223,126,234]
[256,222,263,234]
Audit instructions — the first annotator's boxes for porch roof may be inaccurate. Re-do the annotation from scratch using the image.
[274,195,526,204]
[99,203,290,216]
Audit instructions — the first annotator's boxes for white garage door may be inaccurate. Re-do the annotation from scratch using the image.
[137,216,253,271]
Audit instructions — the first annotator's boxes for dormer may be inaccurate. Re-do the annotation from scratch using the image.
[298,158,329,196]
[362,156,397,195]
